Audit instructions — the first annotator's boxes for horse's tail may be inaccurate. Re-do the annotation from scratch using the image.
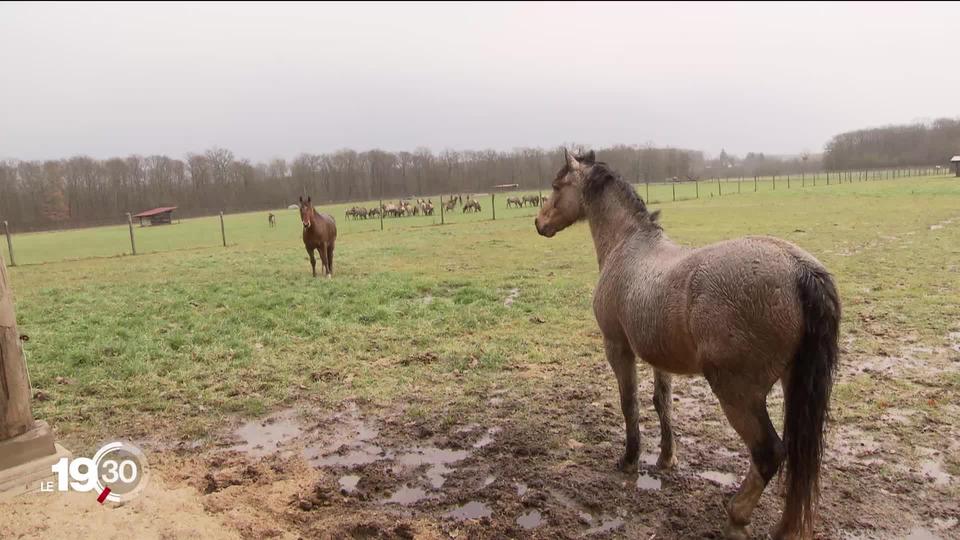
[783,256,840,537]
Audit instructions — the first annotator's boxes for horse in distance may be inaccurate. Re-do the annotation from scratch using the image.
[298,196,338,278]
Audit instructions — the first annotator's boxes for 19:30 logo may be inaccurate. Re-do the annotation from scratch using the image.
[49,441,150,503]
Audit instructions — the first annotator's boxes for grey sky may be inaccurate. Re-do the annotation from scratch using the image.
[1,1,957,162]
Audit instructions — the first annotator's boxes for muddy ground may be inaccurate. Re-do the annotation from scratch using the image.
[4,338,959,540]
[79,334,957,540]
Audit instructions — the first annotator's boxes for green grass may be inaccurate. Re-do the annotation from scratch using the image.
[5,173,960,455]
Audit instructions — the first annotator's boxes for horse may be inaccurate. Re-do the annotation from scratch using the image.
[535,150,839,540]
[268,213,276,228]
[299,196,337,278]
[506,196,523,208]
[445,197,458,212]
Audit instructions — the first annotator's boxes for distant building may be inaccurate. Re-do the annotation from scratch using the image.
[132,206,177,226]
[951,156,960,177]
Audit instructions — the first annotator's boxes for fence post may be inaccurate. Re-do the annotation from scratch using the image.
[2,222,13,267]
[695,179,699,199]
[439,195,445,225]
[1,247,70,488]
[645,181,649,203]
[126,213,137,255]
[491,193,495,221]
[717,177,721,196]
[738,175,742,193]
[220,212,226,247]
[773,174,776,190]
[672,183,676,202]
[787,174,791,189]
[754,175,758,192]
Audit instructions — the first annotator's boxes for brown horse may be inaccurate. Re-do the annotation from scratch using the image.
[268,212,276,228]
[535,150,839,540]
[298,196,337,278]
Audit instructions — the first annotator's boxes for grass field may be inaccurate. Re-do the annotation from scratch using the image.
[2,171,933,267]
[4,173,959,539]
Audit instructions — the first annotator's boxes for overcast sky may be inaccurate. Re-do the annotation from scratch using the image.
[1,2,958,162]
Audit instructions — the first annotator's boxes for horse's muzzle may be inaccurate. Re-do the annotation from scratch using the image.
[535,218,555,238]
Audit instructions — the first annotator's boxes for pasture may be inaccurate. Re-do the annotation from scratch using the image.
[3,175,959,539]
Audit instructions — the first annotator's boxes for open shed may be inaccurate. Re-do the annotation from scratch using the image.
[132,206,178,226]
[951,156,960,177]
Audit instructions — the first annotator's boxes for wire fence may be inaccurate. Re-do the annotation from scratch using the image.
[1,167,952,267]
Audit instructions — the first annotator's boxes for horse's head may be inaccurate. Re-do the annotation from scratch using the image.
[298,196,313,229]
[535,148,594,237]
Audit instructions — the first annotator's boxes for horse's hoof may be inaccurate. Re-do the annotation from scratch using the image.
[656,453,678,470]
[722,522,751,540]
[616,456,639,474]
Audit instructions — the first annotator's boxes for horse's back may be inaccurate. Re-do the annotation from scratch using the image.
[681,236,811,370]
[609,234,816,375]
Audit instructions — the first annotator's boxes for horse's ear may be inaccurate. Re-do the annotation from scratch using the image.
[307,196,311,204]
[564,148,579,169]
[649,209,661,223]
[584,150,596,163]
[298,196,303,204]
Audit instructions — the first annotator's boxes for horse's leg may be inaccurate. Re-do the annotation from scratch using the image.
[653,370,677,469]
[604,337,640,473]
[307,247,317,277]
[317,242,329,277]
[705,371,784,540]
[326,243,334,278]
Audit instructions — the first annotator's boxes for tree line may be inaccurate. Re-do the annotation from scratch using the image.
[0,145,709,231]
[823,117,960,170]
[2,117,954,232]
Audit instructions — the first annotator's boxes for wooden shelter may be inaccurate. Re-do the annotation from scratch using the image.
[951,156,960,177]
[132,206,178,226]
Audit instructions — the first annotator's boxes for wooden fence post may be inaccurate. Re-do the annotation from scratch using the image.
[1,251,70,496]
[2,222,13,267]
[126,213,137,255]
[220,212,226,247]
[491,193,496,221]
[439,195,445,225]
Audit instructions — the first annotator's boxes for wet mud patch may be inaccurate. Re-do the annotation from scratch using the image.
[157,326,960,540]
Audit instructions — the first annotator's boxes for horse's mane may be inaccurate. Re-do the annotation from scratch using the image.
[580,156,661,229]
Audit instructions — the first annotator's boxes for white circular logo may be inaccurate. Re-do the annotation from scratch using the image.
[51,441,150,502]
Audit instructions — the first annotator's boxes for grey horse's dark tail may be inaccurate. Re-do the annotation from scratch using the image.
[783,258,840,537]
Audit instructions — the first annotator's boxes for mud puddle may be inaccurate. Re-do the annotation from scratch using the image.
[229,408,304,457]
[444,500,492,521]
[517,509,544,530]
[636,473,661,491]
[697,470,739,487]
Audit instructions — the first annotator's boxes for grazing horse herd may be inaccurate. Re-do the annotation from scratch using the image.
[332,193,542,220]
[346,198,437,220]
[289,152,839,540]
